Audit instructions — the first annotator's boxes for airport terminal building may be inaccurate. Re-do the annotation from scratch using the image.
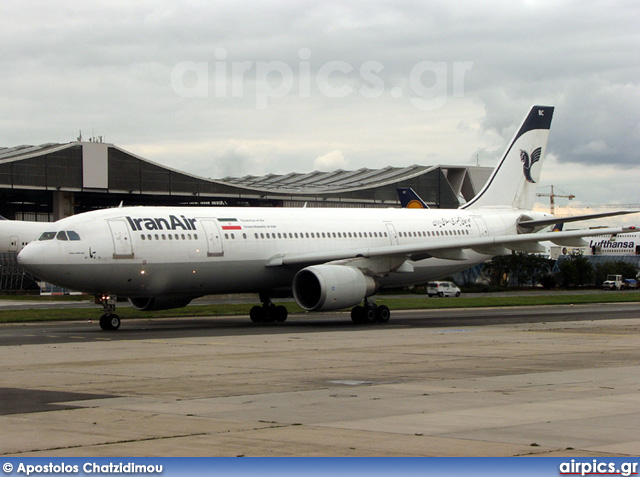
[0,140,492,221]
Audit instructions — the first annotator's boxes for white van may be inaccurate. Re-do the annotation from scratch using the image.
[427,281,461,297]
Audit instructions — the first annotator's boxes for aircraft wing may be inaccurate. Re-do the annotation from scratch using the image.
[266,225,637,268]
[519,210,638,229]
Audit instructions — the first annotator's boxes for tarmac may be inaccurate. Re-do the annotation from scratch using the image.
[0,305,639,456]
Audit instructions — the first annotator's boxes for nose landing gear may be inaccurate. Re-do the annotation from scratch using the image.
[97,294,121,331]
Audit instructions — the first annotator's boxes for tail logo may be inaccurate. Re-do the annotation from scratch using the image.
[520,147,542,183]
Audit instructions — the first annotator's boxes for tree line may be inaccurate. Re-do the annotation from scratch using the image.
[481,252,638,289]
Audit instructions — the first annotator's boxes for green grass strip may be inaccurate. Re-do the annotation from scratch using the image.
[0,291,638,324]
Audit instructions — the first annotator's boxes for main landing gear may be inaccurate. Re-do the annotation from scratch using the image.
[98,294,121,331]
[350,300,390,324]
[250,292,288,324]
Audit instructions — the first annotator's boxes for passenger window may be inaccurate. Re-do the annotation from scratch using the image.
[56,231,68,241]
[39,232,56,241]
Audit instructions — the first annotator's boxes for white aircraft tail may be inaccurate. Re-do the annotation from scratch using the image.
[462,105,554,211]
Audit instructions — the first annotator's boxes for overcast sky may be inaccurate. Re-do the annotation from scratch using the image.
[1,0,638,218]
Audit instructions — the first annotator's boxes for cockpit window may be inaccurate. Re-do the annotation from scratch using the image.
[67,231,81,241]
[38,232,56,241]
[56,231,68,241]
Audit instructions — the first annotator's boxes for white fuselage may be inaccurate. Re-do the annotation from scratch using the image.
[0,220,50,253]
[17,206,531,297]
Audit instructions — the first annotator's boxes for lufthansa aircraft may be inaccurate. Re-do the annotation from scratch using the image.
[17,106,638,330]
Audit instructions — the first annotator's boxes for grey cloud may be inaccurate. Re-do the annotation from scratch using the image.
[0,0,638,209]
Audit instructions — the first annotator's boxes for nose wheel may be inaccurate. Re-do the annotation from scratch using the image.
[97,294,121,330]
[100,313,121,331]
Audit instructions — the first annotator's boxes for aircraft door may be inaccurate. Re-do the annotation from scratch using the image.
[200,219,224,257]
[108,220,134,259]
[471,215,489,237]
[385,223,399,245]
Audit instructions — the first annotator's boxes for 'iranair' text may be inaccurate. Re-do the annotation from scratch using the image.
[126,215,197,232]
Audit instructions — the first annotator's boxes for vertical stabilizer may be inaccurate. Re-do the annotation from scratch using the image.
[462,105,554,210]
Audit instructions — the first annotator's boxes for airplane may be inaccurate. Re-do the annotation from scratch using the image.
[0,216,50,253]
[587,232,640,255]
[17,105,639,330]
[397,188,429,208]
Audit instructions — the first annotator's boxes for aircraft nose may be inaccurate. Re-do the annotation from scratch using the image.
[17,243,43,273]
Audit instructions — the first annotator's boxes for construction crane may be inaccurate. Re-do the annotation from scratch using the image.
[536,185,575,215]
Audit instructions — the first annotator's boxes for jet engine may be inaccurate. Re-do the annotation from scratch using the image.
[292,264,377,311]
[128,296,195,311]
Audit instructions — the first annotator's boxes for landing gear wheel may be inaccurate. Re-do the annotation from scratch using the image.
[352,303,385,324]
[250,295,288,324]
[100,313,121,331]
[274,305,288,322]
[250,306,265,323]
[351,305,366,324]
[375,305,390,323]
[97,294,121,331]
[364,305,377,323]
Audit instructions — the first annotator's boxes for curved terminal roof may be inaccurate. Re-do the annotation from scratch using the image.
[0,142,492,210]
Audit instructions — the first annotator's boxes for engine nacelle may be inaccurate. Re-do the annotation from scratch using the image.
[128,296,194,311]
[293,265,377,311]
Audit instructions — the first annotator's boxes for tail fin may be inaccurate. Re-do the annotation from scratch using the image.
[462,105,554,211]
[397,188,429,209]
